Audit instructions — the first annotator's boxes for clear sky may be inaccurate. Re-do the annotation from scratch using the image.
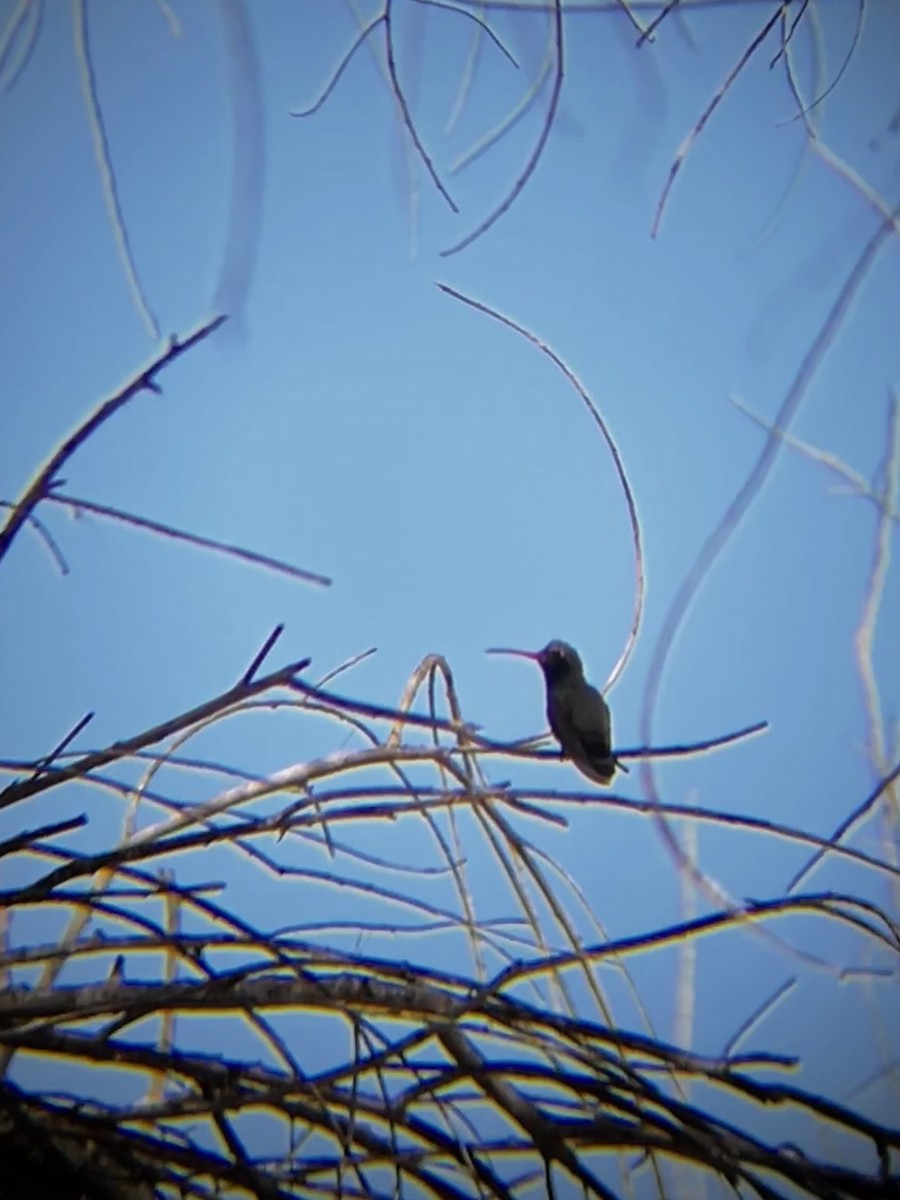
[1,0,898,1188]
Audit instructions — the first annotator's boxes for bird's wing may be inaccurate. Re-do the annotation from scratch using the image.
[571,686,612,760]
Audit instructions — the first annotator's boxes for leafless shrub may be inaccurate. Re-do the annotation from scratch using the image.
[2,2,899,1197]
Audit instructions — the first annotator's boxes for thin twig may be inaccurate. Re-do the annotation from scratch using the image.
[46,490,331,585]
[0,500,69,575]
[290,13,383,117]
[652,2,783,239]
[786,760,900,894]
[384,0,458,213]
[72,0,160,339]
[240,625,285,685]
[0,0,42,95]
[27,712,95,782]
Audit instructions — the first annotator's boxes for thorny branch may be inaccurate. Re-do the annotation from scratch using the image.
[3,5,898,1197]
[0,315,227,570]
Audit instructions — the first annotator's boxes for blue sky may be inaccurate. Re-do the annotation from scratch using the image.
[1,0,898,1185]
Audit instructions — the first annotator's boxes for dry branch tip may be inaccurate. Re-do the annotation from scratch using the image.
[240,624,285,685]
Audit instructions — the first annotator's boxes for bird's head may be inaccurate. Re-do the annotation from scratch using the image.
[534,640,585,684]
[487,639,586,685]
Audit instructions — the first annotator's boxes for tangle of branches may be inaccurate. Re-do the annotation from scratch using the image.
[3,3,899,1198]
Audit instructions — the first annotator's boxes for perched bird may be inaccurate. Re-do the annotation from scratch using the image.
[487,640,617,786]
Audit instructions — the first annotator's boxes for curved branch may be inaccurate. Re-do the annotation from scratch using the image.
[438,283,644,694]
[72,0,160,338]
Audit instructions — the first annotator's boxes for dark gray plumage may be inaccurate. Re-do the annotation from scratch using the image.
[488,640,616,786]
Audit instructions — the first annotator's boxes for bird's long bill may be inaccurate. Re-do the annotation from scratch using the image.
[485,647,540,660]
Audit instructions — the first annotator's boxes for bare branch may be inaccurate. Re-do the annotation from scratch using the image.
[44,489,331,586]
[652,2,783,239]
[0,314,227,570]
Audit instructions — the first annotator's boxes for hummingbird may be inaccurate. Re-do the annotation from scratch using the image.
[487,640,618,786]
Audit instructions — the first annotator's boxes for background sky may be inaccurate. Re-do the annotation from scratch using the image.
[1,0,899,1190]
